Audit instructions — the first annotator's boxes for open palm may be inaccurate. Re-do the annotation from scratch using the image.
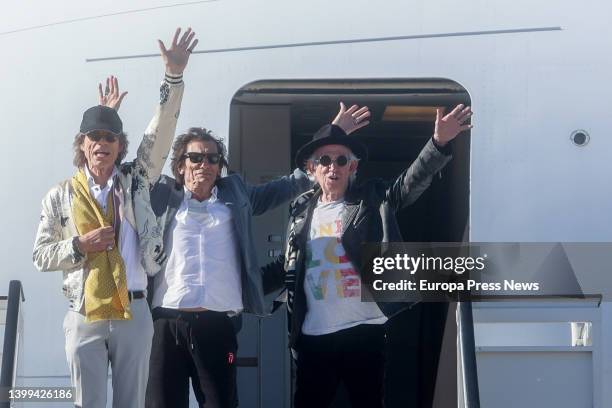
[332,102,371,135]
[433,104,473,146]
[98,76,127,111]
[158,27,199,76]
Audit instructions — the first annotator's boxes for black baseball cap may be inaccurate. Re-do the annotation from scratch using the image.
[80,106,123,135]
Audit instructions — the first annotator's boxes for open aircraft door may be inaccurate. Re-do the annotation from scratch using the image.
[228,78,471,408]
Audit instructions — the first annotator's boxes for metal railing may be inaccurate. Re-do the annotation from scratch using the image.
[458,301,480,408]
[0,281,25,408]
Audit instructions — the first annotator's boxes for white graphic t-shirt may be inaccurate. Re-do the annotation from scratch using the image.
[301,199,387,336]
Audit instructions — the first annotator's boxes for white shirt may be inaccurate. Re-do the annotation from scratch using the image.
[152,186,244,313]
[84,166,147,291]
[302,199,387,335]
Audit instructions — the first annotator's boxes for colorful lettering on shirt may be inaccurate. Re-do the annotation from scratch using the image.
[306,214,361,300]
[306,267,360,300]
[305,244,321,269]
[311,220,342,237]
[336,268,360,298]
[306,235,359,300]
[324,237,350,264]
[305,270,329,300]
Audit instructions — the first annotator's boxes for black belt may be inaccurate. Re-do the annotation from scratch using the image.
[151,307,227,320]
[128,291,145,301]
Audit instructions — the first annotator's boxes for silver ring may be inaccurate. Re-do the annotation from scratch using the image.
[353,117,359,125]
[107,245,113,251]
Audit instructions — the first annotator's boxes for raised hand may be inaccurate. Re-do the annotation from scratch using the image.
[98,76,128,111]
[433,104,473,146]
[158,27,199,76]
[332,102,371,135]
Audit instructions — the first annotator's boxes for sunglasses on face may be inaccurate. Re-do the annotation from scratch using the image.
[86,131,118,143]
[314,155,350,167]
[183,152,222,165]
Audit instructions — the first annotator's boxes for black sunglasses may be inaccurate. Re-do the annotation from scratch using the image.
[183,152,222,165]
[314,155,350,167]
[86,131,118,143]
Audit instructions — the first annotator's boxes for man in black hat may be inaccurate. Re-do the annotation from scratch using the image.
[33,28,197,408]
[263,103,473,408]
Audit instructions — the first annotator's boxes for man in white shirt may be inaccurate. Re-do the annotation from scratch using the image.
[146,106,369,408]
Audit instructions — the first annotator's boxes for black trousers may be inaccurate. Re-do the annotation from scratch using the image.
[145,308,237,408]
[294,324,386,408]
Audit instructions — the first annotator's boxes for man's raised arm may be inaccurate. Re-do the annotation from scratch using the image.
[136,27,198,184]
[386,103,473,211]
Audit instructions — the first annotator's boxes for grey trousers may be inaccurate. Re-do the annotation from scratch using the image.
[63,298,154,408]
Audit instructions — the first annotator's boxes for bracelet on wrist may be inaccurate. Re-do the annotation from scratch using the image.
[72,236,84,257]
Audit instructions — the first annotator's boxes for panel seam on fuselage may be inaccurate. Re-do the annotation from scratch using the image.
[85,26,563,63]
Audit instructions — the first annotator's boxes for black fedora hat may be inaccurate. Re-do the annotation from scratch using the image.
[80,105,123,135]
[295,124,368,169]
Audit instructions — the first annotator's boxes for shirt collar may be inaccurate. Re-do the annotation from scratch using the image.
[184,185,219,204]
[84,166,118,189]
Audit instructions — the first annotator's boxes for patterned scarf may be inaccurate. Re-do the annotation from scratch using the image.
[71,169,131,322]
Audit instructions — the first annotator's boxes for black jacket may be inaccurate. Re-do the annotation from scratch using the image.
[263,136,452,349]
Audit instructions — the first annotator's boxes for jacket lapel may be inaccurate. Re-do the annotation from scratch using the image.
[216,181,232,207]
[341,190,362,233]
[292,189,320,242]
[216,180,246,219]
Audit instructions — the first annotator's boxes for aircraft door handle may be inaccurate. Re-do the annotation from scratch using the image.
[268,234,282,242]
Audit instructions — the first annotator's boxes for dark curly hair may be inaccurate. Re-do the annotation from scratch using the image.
[170,127,228,185]
[72,132,129,168]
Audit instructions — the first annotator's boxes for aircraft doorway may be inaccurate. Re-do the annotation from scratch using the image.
[228,79,471,408]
